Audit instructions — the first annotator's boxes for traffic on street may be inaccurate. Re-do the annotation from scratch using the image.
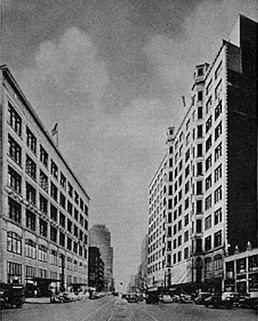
[1,293,257,321]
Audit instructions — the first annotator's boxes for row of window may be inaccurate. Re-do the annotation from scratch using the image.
[7,115,89,216]
[7,231,88,259]
[8,197,88,245]
[7,164,88,229]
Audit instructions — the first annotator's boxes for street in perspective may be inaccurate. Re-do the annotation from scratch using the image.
[1,293,258,321]
[1,1,258,321]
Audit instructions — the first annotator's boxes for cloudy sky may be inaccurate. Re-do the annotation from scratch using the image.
[2,0,257,289]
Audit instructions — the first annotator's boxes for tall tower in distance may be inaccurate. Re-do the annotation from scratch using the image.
[89,225,113,291]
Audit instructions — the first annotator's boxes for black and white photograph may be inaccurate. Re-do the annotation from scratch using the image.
[0,0,257,320]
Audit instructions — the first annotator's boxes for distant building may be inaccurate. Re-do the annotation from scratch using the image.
[224,245,258,294]
[89,225,113,291]
[88,247,104,291]
[0,65,90,291]
[147,15,257,293]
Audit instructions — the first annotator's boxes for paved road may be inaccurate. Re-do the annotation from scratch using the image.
[1,296,257,321]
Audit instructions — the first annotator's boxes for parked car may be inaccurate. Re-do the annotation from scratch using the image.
[160,294,173,303]
[171,294,180,302]
[204,292,235,308]
[194,292,212,305]
[239,292,258,309]
[0,283,25,308]
[146,292,159,304]
[179,293,193,304]
[127,293,138,303]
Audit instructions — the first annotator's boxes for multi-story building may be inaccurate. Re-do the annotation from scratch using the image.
[88,247,104,291]
[224,245,258,294]
[147,15,257,293]
[89,224,113,291]
[147,155,167,290]
[0,65,90,291]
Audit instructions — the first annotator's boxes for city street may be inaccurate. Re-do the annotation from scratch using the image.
[1,296,257,321]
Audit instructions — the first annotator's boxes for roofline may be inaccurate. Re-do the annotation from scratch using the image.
[0,64,90,201]
[148,153,167,189]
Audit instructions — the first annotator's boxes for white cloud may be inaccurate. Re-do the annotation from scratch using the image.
[22,27,109,112]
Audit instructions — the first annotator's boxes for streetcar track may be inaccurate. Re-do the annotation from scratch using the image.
[80,299,111,321]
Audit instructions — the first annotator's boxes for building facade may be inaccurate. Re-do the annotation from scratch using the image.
[147,155,167,290]
[147,15,257,293]
[89,224,113,291]
[0,66,90,290]
[224,246,258,294]
[88,247,104,291]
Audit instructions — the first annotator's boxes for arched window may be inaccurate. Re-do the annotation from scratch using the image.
[7,231,22,255]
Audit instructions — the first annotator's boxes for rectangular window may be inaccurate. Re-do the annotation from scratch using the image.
[26,155,36,180]
[185,165,190,178]
[196,219,202,233]
[196,200,202,214]
[39,194,48,214]
[67,219,72,233]
[8,166,22,194]
[50,250,58,265]
[214,208,222,225]
[50,204,58,222]
[39,218,48,237]
[206,96,212,113]
[8,197,22,223]
[215,100,222,120]
[206,116,212,133]
[215,80,222,101]
[25,239,36,259]
[26,209,36,231]
[197,144,203,157]
[68,182,73,198]
[214,142,222,162]
[59,212,66,228]
[197,91,203,102]
[197,106,203,119]
[60,172,67,190]
[205,215,212,230]
[51,160,58,179]
[26,127,37,154]
[50,182,58,201]
[59,192,66,210]
[215,121,222,141]
[8,134,22,165]
[205,174,212,190]
[214,186,222,204]
[50,226,57,243]
[8,102,22,136]
[215,61,222,79]
[205,155,212,171]
[39,245,48,262]
[59,232,65,247]
[7,262,22,283]
[205,194,212,210]
[40,145,48,168]
[205,236,212,251]
[26,182,36,206]
[196,181,202,195]
[74,191,79,204]
[214,230,222,247]
[184,230,189,242]
[197,125,203,138]
[67,237,72,250]
[214,164,222,183]
[39,170,48,193]
[205,135,212,152]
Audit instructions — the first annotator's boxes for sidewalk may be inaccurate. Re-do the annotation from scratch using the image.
[25,297,51,304]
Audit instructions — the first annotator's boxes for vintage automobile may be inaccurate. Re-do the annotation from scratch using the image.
[239,292,258,309]
[0,283,25,308]
[204,292,236,308]
[179,293,193,304]
[146,292,159,304]
[126,293,138,303]
[194,292,212,305]
[160,294,173,303]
